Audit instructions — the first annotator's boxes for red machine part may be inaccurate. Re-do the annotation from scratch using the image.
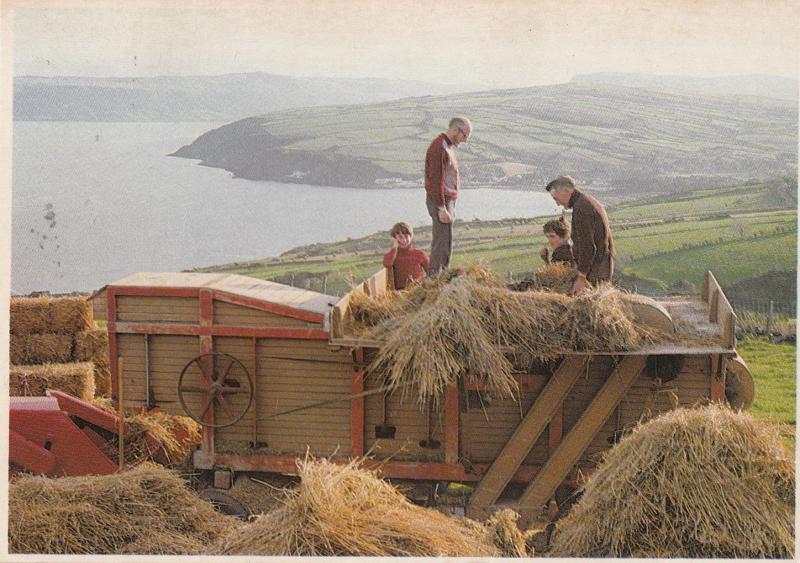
[9,396,118,477]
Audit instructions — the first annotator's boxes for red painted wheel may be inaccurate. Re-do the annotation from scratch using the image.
[177,352,253,428]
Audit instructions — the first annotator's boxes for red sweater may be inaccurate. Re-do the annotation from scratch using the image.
[424,133,460,206]
[383,245,430,289]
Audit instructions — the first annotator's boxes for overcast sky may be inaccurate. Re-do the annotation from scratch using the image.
[10,0,800,88]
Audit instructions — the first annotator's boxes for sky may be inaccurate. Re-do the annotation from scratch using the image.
[9,0,800,88]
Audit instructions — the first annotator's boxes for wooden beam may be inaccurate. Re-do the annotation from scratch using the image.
[213,290,325,324]
[466,356,589,515]
[710,354,727,402]
[109,285,199,298]
[709,289,720,323]
[444,384,459,464]
[114,322,328,340]
[194,451,597,484]
[517,355,647,520]
[351,348,365,457]
[107,287,119,398]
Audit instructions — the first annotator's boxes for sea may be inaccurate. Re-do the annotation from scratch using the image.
[12,121,559,294]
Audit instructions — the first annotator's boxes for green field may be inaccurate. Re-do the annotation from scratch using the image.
[198,182,797,302]
[737,337,796,450]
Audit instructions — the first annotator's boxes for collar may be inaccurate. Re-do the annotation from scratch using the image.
[567,188,582,209]
[441,133,453,147]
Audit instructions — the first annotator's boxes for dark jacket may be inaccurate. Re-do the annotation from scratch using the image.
[551,242,575,265]
[568,189,615,282]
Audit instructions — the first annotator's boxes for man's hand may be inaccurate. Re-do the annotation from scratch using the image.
[571,274,589,296]
[437,207,452,224]
[539,247,549,262]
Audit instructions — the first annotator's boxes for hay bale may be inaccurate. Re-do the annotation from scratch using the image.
[14,333,75,364]
[8,464,237,554]
[73,327,108,362]
[550,405,795,558]
[212,457,501,557]
[10,296,92,336]
[10,362,95,401]
[9,297,51,335]
[93,363,112,397]
[74,328,111,396]
[9,335,26,365]
[49,296,93,334]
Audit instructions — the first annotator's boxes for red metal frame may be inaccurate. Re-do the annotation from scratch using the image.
[351,347,365,457]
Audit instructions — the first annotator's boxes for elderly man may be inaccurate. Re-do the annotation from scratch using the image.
[546,176,615,295]
[424,116,472,275]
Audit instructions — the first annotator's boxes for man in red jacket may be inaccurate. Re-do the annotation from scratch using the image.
[424,116,472,275]
[383,222,430,290]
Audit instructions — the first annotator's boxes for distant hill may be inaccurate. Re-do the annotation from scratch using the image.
[172,81,797,196]
[13,73,471,122]
[572,73,798,101]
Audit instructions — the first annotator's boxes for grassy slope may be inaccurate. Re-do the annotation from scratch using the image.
[176,83,797,193]
[737,337,796,450]
[200,185,797,300]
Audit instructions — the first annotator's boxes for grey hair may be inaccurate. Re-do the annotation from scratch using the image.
[545,175,576,192]
[449,116,472,133]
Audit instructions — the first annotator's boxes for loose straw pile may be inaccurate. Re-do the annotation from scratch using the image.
[350,264,661,406]
[550,404,795,558]
[8,464,237,555]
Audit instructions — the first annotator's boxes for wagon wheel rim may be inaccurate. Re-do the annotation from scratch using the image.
[177,352,254,428]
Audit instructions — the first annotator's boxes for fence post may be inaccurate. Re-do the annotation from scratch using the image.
[322,275,328,294]
[507,271,514,284]
[767,300,774,340]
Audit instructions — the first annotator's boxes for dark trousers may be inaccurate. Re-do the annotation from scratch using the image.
[426,198,455,276]
[588,256,615,284]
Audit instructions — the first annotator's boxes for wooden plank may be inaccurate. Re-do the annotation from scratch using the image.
[444,384,459,464]
[212,290,325,324]
[467,356,588,513]
[517,355,647,519]
[352,348,365,457]
[709,289,720,323]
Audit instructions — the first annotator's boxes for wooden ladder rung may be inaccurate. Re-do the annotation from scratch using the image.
[466,356,589,517]
[516,355,648,519]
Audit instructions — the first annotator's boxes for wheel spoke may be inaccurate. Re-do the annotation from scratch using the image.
[179,384,208,394]
[217,395,237,422]
[195,357,215,386]
[199,396,214,422]
[219,385,249,394]
[217,359,236,383]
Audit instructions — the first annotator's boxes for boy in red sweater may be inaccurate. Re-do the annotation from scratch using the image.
[383,222,430,290]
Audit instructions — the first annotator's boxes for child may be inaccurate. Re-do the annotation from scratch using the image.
[539,218,574,265]
[383,222,430,290]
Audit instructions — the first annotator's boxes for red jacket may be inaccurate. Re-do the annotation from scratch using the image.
[424,133,459,206]
[383,245,430,289]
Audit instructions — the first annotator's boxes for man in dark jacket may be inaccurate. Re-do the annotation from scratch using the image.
[424,116,472,275]
[546,176,615,295]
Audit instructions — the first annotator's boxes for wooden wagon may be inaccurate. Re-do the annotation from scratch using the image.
[93,269,753,523]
